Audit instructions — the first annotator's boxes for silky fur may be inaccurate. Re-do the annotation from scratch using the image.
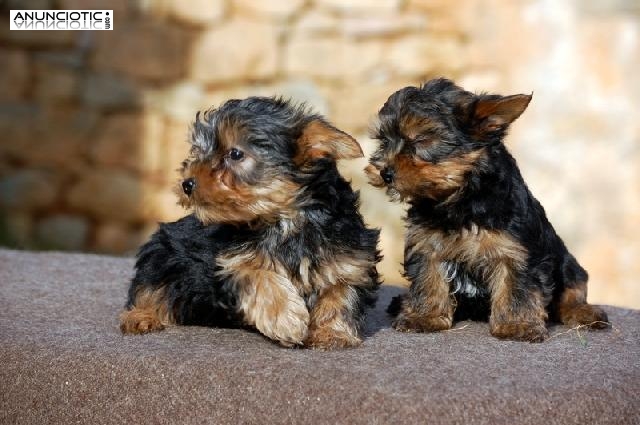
[121,97,381,349]
[368,78,609,342]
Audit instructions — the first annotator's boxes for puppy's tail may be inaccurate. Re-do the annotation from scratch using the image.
[386,294,405,317]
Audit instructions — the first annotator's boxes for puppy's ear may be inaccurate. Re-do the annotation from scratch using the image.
[294,119,363,165]
[468,94,532,134]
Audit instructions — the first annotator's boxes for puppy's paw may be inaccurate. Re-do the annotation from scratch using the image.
[119,308,166,334]
[305,326,362,350]
[392,313,452,333]
[490,321,549,343]
[561,304,610,330]
[258,300,310,347]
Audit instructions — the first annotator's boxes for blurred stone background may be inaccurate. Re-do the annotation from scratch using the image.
[0,0,638,308]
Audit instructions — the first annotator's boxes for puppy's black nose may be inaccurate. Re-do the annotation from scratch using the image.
[182,178,196,196]
[380,168,394,184]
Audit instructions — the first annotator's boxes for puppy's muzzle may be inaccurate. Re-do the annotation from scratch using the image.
[182,178,196,196]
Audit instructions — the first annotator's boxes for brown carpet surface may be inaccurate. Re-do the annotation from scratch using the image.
[1,249,638,425]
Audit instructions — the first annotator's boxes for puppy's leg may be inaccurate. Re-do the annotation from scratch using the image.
[394,255,455,332]
[305,283,363,350]
[305,253,378,350]
[488,262,549,342]
[240,272,309,347]
[555,282,609,329]
[120,286,174,334]
[219,252,309,347]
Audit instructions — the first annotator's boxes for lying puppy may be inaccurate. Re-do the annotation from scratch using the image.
[121,97,381,349]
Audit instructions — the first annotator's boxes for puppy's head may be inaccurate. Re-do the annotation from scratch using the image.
[365,78,531,202]
[178,97,363,226]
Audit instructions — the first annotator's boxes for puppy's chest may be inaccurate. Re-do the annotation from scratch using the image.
[440,260,484,297]
[409,222,520,258]
[215,247,335,297]
[407,223,526,295]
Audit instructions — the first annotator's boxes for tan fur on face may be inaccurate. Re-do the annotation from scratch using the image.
[219,117,244,149]
[399,114,444,141]
[216,250,309,347]
[394,149,485,201]
[120,286,174,334]
[178,161,303,225]
[178,117,305,225]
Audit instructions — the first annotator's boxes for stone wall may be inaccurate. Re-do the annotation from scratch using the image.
[0,0,638,308]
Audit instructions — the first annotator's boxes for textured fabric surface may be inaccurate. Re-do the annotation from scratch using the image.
[1,249,638,425]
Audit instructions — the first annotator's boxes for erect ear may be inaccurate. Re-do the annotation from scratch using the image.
[294,119,363,165]
[471,94,532,132]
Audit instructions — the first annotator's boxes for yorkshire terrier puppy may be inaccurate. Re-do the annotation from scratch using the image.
[120,97,381,349]
[365,78,609,342]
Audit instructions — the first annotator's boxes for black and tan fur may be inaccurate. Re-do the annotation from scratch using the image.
[120,97,381,349]
[366,78,609,342]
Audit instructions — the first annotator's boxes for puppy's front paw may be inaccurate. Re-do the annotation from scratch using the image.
[257,299,310,347]
[392,313,452,333]
[490,321,549,342]
[305,326,362,350]
[274,312,310,348]
[119,308,166,334]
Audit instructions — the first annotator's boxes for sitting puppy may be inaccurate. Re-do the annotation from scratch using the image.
[120,97,381,349]
[365,78,608,342]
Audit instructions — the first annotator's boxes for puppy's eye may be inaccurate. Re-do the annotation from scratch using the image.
[228,148,244,161]
[380,139,390,149]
